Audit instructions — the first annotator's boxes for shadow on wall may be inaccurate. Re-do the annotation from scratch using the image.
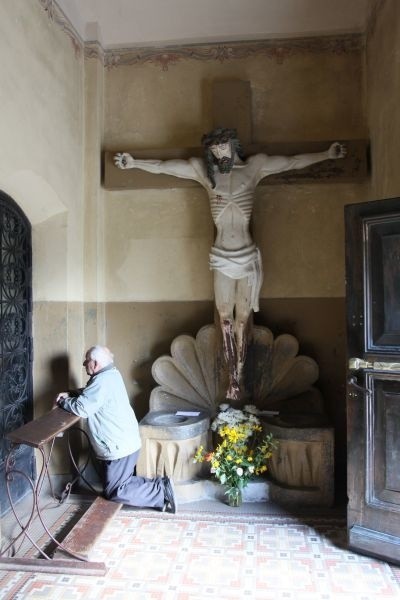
[128,304,215,419]
[35,354,78,415]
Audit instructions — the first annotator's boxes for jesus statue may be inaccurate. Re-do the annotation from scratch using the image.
[114,128,346,401]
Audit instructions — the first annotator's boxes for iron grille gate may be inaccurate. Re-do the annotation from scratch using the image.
[0,191,33,516]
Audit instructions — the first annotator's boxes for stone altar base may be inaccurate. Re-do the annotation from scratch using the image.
[137,411,334,507]
[136,411,335,508]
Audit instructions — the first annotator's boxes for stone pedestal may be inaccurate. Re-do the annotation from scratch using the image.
[136,410,210,482]
[262,418,335,507]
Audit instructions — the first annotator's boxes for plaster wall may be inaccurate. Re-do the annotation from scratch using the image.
[365,0,400,200]
[0,1,86,425]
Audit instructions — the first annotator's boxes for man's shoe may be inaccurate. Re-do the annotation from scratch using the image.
[162,476,177,514]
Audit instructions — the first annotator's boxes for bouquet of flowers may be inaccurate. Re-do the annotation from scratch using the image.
[193,404,278,504]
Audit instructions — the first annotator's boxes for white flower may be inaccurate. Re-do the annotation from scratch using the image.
[248,466,255,474]
[212,405,260,433]
[247,413,260,426]
[236,467,244,476]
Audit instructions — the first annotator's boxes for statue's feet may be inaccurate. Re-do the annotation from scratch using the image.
[226,381,241,401]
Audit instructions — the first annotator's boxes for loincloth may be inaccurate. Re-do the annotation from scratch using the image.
[209,244,263,312]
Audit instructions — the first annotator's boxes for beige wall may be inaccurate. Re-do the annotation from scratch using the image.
[0,0,86,433]
[366,0,400,200]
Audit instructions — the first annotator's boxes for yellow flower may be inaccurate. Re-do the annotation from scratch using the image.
[193,409,278,489]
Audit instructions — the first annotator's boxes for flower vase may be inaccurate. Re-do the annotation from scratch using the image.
[227,487,242,507]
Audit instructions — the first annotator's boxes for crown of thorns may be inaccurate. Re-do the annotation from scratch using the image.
[201,128,238,147]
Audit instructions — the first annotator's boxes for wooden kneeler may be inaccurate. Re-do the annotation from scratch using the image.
[53,496,122,562]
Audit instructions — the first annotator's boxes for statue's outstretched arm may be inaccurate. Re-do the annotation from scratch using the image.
[253,142,347,182]
[114,152,200,181]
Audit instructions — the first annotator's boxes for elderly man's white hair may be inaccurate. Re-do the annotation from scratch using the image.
[88,345,114,366]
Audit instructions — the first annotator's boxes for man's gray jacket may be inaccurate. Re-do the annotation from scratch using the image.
[59,365,141,460]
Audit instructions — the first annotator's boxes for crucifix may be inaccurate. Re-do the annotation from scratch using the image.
[103,80,367,402]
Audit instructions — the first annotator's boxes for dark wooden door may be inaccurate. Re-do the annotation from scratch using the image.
[346,197,400,564]
[0,191,33,516]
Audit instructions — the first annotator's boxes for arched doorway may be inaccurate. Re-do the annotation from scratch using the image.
[0,191,33,515]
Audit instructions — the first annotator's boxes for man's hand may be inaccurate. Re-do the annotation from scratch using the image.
[114,152,135,169]
[327,142,347,160]
[53,393,68,409]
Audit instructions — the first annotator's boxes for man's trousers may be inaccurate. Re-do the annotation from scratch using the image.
[101,450,165,508]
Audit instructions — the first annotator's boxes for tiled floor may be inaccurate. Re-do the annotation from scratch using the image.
[1,490,400,600]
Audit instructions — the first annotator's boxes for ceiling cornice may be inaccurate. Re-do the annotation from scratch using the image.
[39,0,83,55]
[39,0,365,71]
[98,34,364,71]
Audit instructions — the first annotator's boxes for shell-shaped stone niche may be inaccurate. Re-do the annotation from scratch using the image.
[150,324,319,417]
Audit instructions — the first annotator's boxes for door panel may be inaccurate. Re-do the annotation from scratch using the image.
[365,215,400,349]
[0,191,33,516]
[346,197,400,564]
[367,374,400,508]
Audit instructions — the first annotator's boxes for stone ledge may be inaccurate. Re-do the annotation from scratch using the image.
[176,478,270,504]
[176,477,333,507]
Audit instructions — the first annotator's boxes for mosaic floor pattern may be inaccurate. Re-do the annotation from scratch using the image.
[1,507,400,599]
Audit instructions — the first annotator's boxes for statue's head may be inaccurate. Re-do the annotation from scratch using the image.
[201,128,244,188]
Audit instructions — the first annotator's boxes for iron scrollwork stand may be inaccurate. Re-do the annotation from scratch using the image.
[0,408,106,575]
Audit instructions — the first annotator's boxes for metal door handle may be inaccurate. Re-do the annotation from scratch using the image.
[347,375,369,394]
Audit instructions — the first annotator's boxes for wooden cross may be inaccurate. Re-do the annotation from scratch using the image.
[103,80,368,190]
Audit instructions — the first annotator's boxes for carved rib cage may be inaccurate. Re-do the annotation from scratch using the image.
[150,324,319,416]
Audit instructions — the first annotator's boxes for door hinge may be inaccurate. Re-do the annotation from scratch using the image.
[28,337,34,363]
[348,357,400,371]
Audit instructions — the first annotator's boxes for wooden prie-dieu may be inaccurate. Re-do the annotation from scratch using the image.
[0,407,121,575]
